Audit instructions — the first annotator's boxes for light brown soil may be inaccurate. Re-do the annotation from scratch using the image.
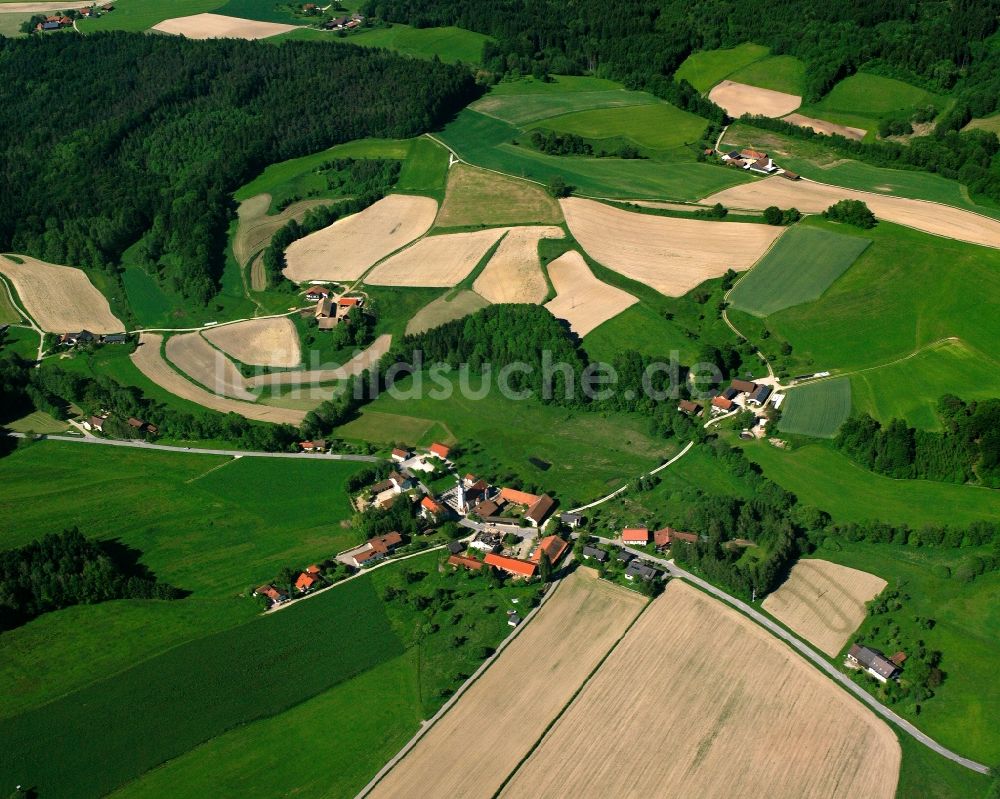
[708,80,802,118]
[782,113,867,141]
[368,568,647,799]
[543,251,637,336]
[762,559,887,656]
[283,195,438,282]
[132,333,305,425]
[233,194,333,267]
[151,13,298,40]
[703,176,1000,249]
[405,290,489,335]
[473,225,563,304]
[0,254,124,333]
[202,317,301,368]
[246,333,392,388]
[249,253,267,292]
[502,580,900,799]
[0,2,92,10]
[435,164,563,228]
[365,228,508,287]
[560,198,784,296]
[165,333,255,400]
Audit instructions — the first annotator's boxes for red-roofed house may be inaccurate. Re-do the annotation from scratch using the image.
[306,564,322,575]
[429,442,451,460]
[672,531,699,544]
[421,496,444,519]
[653,527,674,549]
[622,528,650,545]
[531,535,568,564]
[447,554,485,571]
[711,396,734,413]
[295,572,320,592]
[499,487,540,506]
[391,447,409,461]
[338,296,362,309]
[484,553,537,578]
[254,584,287,604]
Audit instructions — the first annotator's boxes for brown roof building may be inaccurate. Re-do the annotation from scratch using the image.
[484,553,537,578]
[525,494,555,527]
[531,535,568,564]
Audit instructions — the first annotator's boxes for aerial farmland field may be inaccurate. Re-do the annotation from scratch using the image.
[777,376,853,438]
[501,580,900,799]
[728,225,871,316]
[674,43,771,92]
[435,164,563,228]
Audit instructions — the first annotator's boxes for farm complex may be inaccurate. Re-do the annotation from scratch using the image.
[3,10,999,799]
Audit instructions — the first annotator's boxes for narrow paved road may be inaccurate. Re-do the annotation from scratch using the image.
[6,432,381,462]
[595,536,991,775]
[568,441,694,513]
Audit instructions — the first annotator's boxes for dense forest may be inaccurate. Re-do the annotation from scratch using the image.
[835,396,1000,487]
[0,34,477,302]
[0,529,182,630]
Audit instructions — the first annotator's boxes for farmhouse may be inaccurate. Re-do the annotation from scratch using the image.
[295,571,321,592]
[338,296,363,310]
[102,333,128,344]
[388,470,414,491]
[560,512,583,528]
[847,644,900,683]
[305,286,331,301]
[711,395,735,413]
[730,379,757,394]
[299,439,327,452]
[749,384,773,406]
[582,545,608,563]
[61,330,96,346]
[653,527,674,549]
[622,528,650,546]
[500,487,540,506]
[473,498,505,519]
[314,296,338,330]
[531,535,569,565]
[391,447,410,461]
[677,399,702,415]
[740,148,767,161]
[448,554,485,571]
[747,157,778,175]
[525,494,556,527]
[420,496,445,520]
[254,584,288,605]
[84,415,107,432]
[342,531,404,568]
[484,553,538,578]
[429,442,451,460]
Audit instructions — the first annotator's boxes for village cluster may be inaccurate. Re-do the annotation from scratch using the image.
[717,147,800,180]
[304,284,363,330]
[31,4,114,31]
[675,376,783,440]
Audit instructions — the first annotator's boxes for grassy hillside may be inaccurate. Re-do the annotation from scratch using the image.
[471,76,655,126]
[726,54,806,96]
[777,377,853,438]
[674,43,770,92]
[79,0,222,31]
[331,23,491,64]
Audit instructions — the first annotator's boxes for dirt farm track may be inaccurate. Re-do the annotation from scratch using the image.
[500,580,900,799]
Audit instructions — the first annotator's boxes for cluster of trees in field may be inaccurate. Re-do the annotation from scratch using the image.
[527,130,642,160]
[835,396,1000,487]
[0,529,182,630]
[822,200,876,228]
[0,34,477,303]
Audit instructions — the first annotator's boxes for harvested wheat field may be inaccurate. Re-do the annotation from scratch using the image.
[1,1,92,10]
[233,194,333,267]
[132,334,305,425]
[708,80,802,118]
[366,228,508,287]
[473,226,563,304]
[247,333,392,388]
[283,195,438,282]
[783,113,867,141]
[202,317,301,368]
[435,164,563,228]
[501,580,900,799]
[165,333,255,400]
[561,198,784,296]
[406,291,489,335]
[0,254,123,333]
[762,559,887,657]
[703,176,1000,249]
[543,251,637,337]
[151,13,297,40]
[249,253,267,292]
[368,568,646,799]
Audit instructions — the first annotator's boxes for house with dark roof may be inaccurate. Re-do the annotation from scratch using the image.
[305,286,331,301]
[847,644,900,682]
[582,545,608,563]
[525,494,555,527]
[484,553,537,578]
[749,384,773,406]
[616,549,634,564]
[469,531,502,553]
[101,333,128,344]
[722,386,741,401]
[560,512,583,528]
[730,379,757,394]
[447,539,466,555]
[625,559,660,582]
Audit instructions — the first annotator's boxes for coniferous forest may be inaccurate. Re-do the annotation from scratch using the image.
[0,34,478,302]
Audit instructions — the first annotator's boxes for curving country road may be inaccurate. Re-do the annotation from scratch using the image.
[597,536,991,774]
[5,432,381,462]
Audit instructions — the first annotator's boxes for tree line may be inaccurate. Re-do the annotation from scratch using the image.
[835,396,1000,487]
[0,529,182,631]
[0,33,478,303]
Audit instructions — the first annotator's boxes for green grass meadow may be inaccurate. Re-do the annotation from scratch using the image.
[215,0,302,24]
[79,0,223,32]
[0,277,23,323]
[738,439,1000,527]
[674,43,770,92]
[777,377,852,438]
[728,226,871,316]
[526,102,708,153]
[332,23,491,64]
[726,54,806,96]
[798,72,949,133]
[472,85,656,127]
[0,576,404,799]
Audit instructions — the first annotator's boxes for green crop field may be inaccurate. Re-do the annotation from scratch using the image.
[396,136,450,195]
[0,11,31,37]
[728,226,870,316]
[0,276,22,323]
[122,265,178,327]
[582,302,701,365]
[799,72,948,129]
[0,577,404,799]
[850,340,1000,430]
[674,43,770,92]
[811,542,1000,764]
[738,439,1000,527]
[472,84,656,127]
[726,54,806,96]
[332,23,491,64]
[778,377,852,438]
[762,221,1000,377]
[336,376,675,506]
[527,102,708,153]
[438,109,751,201]
[79,0,223,32]
[215,0,302,23]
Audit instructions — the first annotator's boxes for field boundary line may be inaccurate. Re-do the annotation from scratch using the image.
[489,584,653,798]
[354,565,572,798]
[0,272,44,361]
